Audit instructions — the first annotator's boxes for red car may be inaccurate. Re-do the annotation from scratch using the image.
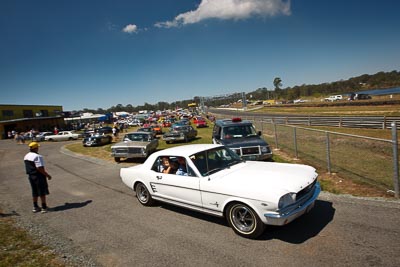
[161,120,172,128]
[151,124,163,135]
[194,117,208,128]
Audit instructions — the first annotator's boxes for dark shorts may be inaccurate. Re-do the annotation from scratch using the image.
[28,174,49,197]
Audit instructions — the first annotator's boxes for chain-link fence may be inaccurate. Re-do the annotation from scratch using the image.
[214,114,400,197]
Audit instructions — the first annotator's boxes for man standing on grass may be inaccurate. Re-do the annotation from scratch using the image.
[24,142,52,213]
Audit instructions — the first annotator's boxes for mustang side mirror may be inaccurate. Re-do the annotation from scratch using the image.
[257,131,262,136]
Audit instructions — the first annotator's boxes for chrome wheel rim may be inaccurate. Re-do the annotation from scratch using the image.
[137,184,148,203]
[231,205,256,233]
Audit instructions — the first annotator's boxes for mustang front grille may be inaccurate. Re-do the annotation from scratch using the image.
[296,179,317,201]
[278,180,318,216]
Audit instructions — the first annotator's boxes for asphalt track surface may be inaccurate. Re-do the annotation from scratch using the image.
[1,140,400,266]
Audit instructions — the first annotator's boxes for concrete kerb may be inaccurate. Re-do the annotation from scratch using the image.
[60,145,120,169]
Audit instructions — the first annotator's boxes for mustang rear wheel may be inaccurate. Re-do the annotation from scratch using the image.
[135,182,154,206]
[226,203,265,239]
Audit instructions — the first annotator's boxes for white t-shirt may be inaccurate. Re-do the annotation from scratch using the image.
[24,152,44,168]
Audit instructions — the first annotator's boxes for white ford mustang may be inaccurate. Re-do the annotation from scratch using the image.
[120,144,320,239]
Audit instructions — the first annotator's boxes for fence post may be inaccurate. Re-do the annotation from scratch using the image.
[293,127,298,159]
[273,123,279,150]
[392,122,399,198]
[383,116,386,130]
[326,131,331,174]
[261,119,264,133]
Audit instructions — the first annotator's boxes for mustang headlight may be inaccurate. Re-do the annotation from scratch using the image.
[278,193,296,209]
[261,146,269,153]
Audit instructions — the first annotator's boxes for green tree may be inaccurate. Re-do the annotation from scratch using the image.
[273,77,282,90]
[273,77,283,99]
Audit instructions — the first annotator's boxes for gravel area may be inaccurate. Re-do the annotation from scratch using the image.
[2,202,99,267]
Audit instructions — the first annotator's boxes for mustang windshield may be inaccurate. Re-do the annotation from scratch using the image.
[190,146,243,176]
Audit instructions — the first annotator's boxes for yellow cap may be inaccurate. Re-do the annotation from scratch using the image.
[28,142,40,149]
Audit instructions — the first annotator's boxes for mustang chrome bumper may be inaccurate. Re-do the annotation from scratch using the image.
[264,182,321,226]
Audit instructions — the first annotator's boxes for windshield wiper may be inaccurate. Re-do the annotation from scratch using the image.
[226,160,241,167]
[204,160,242,175]
[204,167,224,176]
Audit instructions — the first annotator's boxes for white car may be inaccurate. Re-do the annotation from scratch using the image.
[128,119,143,126]
[120,144,320,239]
[324,95,343,102]
[33,131,53,141]
[44,131,80,141]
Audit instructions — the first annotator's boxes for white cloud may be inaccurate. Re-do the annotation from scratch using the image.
[122,24,138,34]
[155,0,291,28]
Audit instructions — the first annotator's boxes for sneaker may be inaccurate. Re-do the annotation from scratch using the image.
[32,207,41,213]
[41,208,48,213]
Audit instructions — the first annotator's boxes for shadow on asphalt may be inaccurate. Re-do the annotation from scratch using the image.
[51,200,93,212]
[0,210,20,217]
[159,199,335,242]
[258,200,335,242]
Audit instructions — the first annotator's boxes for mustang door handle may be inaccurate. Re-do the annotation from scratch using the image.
[156,175,162,180]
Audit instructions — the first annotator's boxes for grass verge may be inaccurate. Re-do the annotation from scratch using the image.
[0,211,64,267]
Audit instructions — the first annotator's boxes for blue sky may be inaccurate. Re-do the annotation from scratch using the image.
[1,0,399,111]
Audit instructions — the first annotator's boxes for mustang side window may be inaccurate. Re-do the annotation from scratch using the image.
[151,158,160,172]
[190,153,207,176]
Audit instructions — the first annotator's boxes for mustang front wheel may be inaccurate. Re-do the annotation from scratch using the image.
[135,182,154,206]
[226,203,265,239]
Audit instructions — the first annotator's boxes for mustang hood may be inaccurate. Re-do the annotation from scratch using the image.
[204,161,317,200]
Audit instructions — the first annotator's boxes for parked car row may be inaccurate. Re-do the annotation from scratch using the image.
[79,117,273,164]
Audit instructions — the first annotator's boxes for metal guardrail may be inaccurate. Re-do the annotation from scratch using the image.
[257,115,400,129]
[209,108,400,129]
